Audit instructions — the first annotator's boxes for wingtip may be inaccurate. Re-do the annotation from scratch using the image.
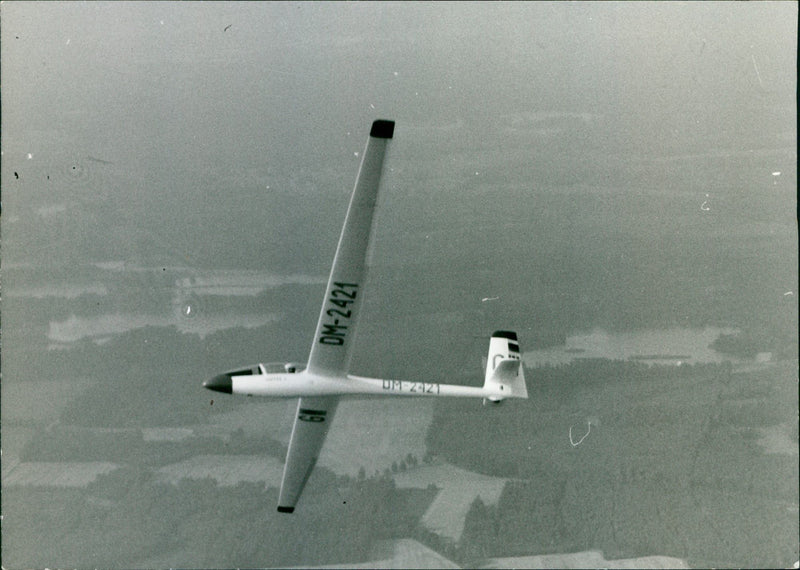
[491,330,518,341]
[370,119,395,139]
[277,506,295,514]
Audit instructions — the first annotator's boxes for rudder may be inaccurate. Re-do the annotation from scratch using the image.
[483,330,528,401]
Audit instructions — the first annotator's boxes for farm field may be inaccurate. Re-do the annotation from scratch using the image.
[319,398,435,477]
[157,454,284,486]
[1,378,100,467]
[430,359,799,568]
[203,397,434,477]
[478,550,690,569]
[2,461,120,488]
[2,379,96,425]
[394,462,507,541]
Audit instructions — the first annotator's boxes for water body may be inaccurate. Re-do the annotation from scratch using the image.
[24,267,324,348]
[523,326,741,367]
[47,312,280,345]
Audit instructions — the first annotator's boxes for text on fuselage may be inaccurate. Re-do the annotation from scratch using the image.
[381,380,441,394]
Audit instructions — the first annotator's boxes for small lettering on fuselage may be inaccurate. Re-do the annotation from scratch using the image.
[381,380,440,395]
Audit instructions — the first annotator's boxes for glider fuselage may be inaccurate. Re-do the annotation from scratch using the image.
[206,369,505,399]
[202,120,528,512]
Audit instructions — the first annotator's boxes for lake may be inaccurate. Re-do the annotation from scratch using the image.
[522,326,742,367]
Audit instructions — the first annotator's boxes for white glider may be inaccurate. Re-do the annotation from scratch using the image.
[203,120,528,513]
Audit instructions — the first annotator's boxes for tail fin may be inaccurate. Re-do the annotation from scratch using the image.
[483,330,528,401]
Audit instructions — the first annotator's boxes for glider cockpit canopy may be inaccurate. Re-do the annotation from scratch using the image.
[262,362,306,375]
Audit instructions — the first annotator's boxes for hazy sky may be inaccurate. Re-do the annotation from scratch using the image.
[4,1,795,166]
[3,2,795,273]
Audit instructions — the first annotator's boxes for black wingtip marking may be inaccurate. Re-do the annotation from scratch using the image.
[370,119,395,139]
[277,506,295,514]
[492,330,518,341]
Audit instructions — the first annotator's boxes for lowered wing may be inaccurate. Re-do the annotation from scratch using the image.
[277,120,394,513]
[277,396,337,513]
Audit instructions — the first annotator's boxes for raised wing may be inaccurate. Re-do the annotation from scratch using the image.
[277,396,337,513]
[306,120,395,377]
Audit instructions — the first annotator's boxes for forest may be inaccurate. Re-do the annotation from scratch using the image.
[7,335,797,568]
[431,359,798,568]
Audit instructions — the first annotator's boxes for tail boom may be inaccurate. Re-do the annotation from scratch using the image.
[345,330,528,401]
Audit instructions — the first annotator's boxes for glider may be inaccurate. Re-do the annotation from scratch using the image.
[204,120,528,513]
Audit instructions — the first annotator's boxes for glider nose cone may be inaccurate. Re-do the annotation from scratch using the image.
[203,373,232,394]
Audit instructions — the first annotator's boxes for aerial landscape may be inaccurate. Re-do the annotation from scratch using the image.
[2,3,797,568]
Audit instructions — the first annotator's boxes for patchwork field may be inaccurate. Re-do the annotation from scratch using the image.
[479,550,690,569]
[2,379,96,424]
[394,462,507,541]
[2,461,120,488]
[204,397,435,477]
[428,359,799,568]
[319,398,435,477]
[157,454,284,486]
